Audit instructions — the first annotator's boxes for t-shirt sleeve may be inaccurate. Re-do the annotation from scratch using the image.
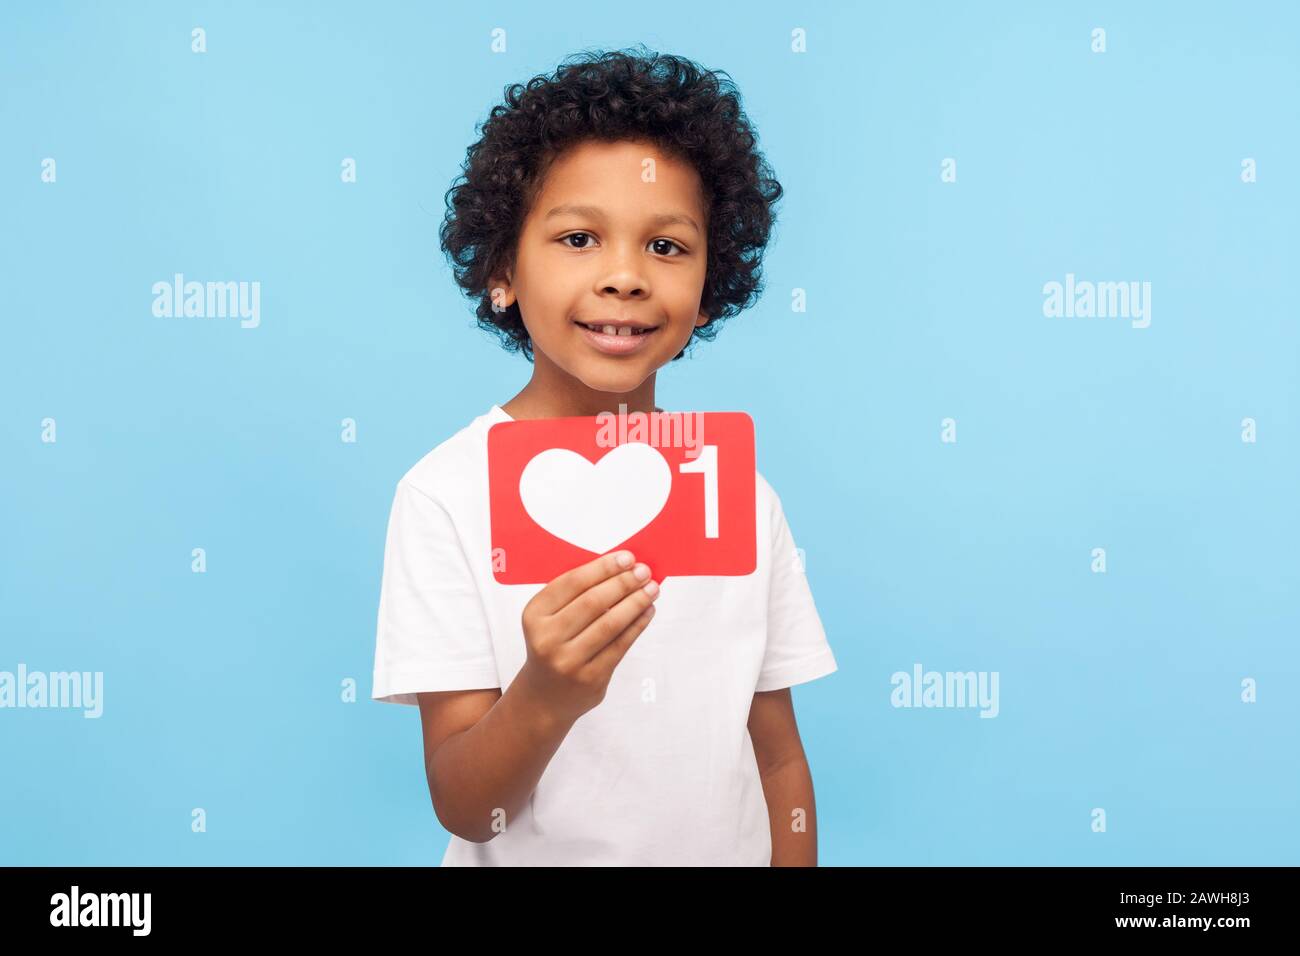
[371,478,501,706]
[754,479,839,692]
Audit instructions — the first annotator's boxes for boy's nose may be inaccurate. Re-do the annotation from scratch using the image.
[600,282,647,297]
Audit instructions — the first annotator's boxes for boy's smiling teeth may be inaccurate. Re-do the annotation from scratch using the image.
[578,322,651,336]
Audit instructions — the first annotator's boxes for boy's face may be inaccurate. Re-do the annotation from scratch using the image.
[490,138,710,398]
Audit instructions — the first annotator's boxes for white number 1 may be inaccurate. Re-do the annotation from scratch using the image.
[678,444,719,538]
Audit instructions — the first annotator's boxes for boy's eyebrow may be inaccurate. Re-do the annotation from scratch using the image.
[543,203,701,235]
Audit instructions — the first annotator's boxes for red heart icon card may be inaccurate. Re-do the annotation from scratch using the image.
[488,411,756,584]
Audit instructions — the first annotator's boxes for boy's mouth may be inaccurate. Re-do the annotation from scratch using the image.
[575,321,655,336]
[573,320,659,356]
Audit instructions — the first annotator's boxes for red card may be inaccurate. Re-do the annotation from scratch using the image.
[488,411,755,584]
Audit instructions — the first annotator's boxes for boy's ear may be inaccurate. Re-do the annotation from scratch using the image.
[488,272,516,312]
[695,311,709,327]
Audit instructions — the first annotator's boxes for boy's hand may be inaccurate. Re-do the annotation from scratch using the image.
[516,550,660,725]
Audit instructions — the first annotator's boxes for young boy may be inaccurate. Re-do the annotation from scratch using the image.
[371,48,837,866]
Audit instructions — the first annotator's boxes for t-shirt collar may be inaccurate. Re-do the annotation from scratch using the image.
[488,404,668,423]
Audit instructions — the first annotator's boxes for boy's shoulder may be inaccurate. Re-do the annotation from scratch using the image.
[754,468,784,520]
[396,406,500,503]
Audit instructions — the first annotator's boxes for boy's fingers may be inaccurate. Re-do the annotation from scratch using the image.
[532,551,634,617]
[550,563,657,639]
[570,582,658,662]
[583,605,656,676]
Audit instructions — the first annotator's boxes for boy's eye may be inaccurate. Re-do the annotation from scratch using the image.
[649,238,685,257]
[559,233,687,256]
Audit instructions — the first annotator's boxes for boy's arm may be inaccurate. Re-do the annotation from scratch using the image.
[417,676,576,844]
[748,688,819,866]
[414,551,660,846]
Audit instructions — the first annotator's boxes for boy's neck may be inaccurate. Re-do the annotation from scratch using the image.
[502,371,663,420]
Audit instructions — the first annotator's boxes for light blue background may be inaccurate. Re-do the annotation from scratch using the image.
[2,1,1296,865]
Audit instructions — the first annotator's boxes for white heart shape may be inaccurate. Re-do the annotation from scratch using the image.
[518,443,672,555]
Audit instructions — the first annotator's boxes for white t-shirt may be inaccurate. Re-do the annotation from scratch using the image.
[371,404,838,865]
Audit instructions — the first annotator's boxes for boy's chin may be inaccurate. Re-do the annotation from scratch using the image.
[570,361,654,397]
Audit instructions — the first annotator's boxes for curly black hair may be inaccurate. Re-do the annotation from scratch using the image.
[438,46,784,363]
